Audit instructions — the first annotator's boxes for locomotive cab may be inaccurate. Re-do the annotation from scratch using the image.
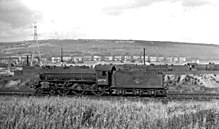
[96,71,108,85]
[95,65,116,86]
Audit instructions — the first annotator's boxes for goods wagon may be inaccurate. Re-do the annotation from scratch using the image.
[112,69,166,96]
[188,63,219,71]
[168,65,190,71]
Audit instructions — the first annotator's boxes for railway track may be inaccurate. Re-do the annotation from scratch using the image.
[1,91,219,100]
[167,93,219,100]
[0,91,35,96]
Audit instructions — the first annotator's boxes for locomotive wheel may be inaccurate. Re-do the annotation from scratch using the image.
[162,90,167,97]
[116,89,121,95]
[139,90,143,96]
[92,85,105,96]
[132,90,138,96]
[36,88,43,95]
[108,89,114,95]
[49,88,56,95]
[116,89,124,96]
[58,89,69,96]
[72,84,85,96]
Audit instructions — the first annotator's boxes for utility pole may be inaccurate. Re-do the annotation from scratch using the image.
[61,48,64,66]
[27,55,29,66]
[31,21,42,66]
[143,48,146,65]
[61,48,63,62]
[8,55,11,70]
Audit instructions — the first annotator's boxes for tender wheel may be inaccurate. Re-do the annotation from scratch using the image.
[58,88,69,96]
[163,90,167,97]
[92,85,105,96]
[132,90,138,96]
[72,84,85,96]
[49,88,56,95]
[36,88,43,95]
[108,89,114,95]
[139,90,143,96]
[116,89,123,96]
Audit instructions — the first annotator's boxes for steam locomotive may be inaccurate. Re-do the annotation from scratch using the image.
[33,63,219,96]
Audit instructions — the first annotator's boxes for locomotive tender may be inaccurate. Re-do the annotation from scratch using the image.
[34,63,219,96]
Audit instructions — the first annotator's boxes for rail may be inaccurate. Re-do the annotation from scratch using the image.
[167,93,219,100]
[1,91,219,100]
[0,91,35,96]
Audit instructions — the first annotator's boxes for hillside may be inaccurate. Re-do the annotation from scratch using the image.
[1,39,219,61]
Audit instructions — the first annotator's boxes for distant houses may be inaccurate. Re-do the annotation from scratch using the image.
[63,56,71,62]
[93,55,102,61]
[0,56,21,64]
[0,53,190,66]
[104,56,113,61]
[114,56,122,61]
[133,55,141,61]
[166,57,173,63]
[157,57,164,62]
[141,56,148,61]
[124,56,132,62]
[73,55,83,63]
[83,55,92,61]
[150,56,157,62]
[49,55,188,64]
[173,57,179,63]
[179,57,186,63]
[51,57,61,63]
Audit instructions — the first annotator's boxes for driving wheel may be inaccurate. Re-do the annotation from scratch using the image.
[49,88,56,95]
[36,88,43,95]
[72,83,85,96]
[58,88,69,96]
[92,85,105,96]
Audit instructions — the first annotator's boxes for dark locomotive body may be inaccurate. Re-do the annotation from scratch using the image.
[112,70,166,96]
[34,64,167,96]
[35,65,113,96]
[36,66,100,95]
[33,63,219,96]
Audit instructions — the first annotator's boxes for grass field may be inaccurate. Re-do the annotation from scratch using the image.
[0,96,219,129]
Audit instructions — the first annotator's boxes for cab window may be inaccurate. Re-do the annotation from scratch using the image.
[97,71,107,76]
[102,71,106,76]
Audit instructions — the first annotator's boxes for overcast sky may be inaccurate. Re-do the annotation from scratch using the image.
[0,0,219,44]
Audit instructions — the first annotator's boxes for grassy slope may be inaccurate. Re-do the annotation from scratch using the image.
[1,39,219,60]
[0,96,219,129]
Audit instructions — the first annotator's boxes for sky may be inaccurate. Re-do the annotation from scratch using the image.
[0,0,219,44]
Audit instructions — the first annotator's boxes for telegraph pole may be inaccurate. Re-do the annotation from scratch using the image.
[143,48,146,65]
[61,48,63,65]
